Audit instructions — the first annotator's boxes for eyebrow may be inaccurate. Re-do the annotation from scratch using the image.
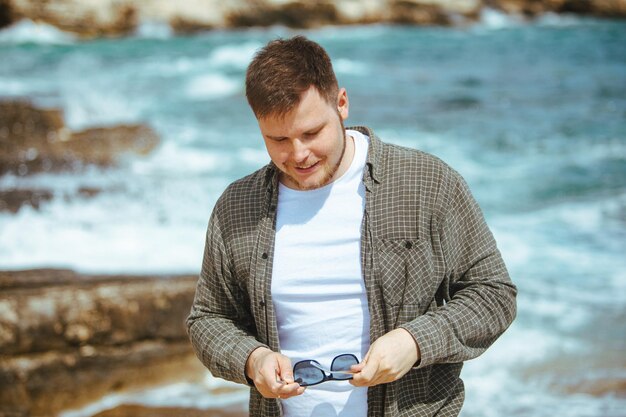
[266,123,325,141]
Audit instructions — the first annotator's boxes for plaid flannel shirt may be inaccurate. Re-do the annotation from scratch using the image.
[187,126,517,417]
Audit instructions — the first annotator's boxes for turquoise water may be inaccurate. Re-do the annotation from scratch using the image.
[1,15,625,417]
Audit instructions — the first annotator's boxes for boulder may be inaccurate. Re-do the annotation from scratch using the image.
[0,269,202,417]
[227,1,340,29]
[0,189,53,213]
[0,100,159,175]
[8,0,137,37]
[560,0,626,17]
[486,0,566,16]
[487,0,626,17]
[388,0,481,25]
[0,0,14,28]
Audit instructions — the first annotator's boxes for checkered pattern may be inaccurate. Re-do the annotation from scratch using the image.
[187,126,517,417]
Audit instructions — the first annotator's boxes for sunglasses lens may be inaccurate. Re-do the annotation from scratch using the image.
[331,354,358,380]
[294,360,325,386]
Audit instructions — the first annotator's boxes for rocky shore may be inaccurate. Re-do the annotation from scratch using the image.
[0,0,624,37]
[0,269,208,417]
[0,100,159,213]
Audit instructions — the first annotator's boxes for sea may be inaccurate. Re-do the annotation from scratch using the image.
[0,9,624,417]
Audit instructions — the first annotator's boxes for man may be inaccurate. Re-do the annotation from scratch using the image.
[187,36,516,417]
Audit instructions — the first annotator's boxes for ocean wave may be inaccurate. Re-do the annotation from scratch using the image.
[208,42,263,69]
[535,12,587,27]
[334,58,369,75]
[185,73,241,100]
[133,21,174,39]
[131,142,229,176]
[475,7,525,30]
[0,19,75,44]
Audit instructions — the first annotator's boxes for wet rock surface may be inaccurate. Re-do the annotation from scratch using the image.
[0,269,202,417]
[0,189,54,213]
[0,100,159,176]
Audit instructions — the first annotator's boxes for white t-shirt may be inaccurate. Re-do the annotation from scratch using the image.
[272,129,371,417]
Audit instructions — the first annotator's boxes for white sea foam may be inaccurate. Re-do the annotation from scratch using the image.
[0,78,29,95]
[0,19,75,44]
[334,58,369,75]
[238,147,270,166]
[185,73,240,99]
[0,202,204,274]
[134,21,174,39]
[130,141,227,176]
[476,7,525,30]
[208,42,262,69]
[61,87,142,129]
[535,12,585,27]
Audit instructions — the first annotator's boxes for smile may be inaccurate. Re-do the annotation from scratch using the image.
[294,161,320,173]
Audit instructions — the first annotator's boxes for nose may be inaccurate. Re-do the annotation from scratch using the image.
[291,138,310,163]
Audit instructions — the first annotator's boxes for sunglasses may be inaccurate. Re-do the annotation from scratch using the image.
[292,354,359,387]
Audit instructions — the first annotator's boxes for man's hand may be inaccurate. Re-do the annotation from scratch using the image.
[246,347,305,399]
[350,328,420,387]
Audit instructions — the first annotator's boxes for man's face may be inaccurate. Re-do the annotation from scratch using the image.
[258,86,350,191]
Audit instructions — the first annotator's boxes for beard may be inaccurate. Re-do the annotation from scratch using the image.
[282,117,347,191]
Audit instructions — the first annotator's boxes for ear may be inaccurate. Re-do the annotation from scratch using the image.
[337,88,349,121]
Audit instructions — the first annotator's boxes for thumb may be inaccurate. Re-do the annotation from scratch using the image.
[350,362,366,373]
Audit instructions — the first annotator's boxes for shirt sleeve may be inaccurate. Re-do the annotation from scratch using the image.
[186,208,268,385]
[399,167,517,368]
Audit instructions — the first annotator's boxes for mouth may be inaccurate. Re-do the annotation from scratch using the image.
[293,161,320,174]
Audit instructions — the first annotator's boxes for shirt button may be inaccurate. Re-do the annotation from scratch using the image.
[261,253,268,259]
[405,241,413,249]
[260,300,266,307]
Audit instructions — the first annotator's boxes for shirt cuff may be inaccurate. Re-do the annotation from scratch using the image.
[229,338,270,386]
[399,314,445,369]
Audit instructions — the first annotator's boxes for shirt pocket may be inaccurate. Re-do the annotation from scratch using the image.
[376,237,437,309]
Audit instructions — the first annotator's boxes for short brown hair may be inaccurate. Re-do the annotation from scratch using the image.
[245,36,338,119]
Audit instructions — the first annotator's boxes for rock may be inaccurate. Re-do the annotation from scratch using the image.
[8,0,137,37]
[91,404,247,417]
[0,0,14,28]
[487,0,626,17]
[389,0,482,25]
[66,124,159,165]
[560,376,626,397]
[0,187,107,213]
[0,269,197,354]
[0,341,205,417]
[0,189,54,213]
[561,0,626,17]
[486,0,565,16]
[0,269,202,417]
[4,0,625,37]
[0,100,159,175]
[227,1,340,29]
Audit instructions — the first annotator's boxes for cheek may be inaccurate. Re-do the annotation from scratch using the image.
[266,145,289,165]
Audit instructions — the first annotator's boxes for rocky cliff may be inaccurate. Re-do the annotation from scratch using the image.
[0,0,624,37]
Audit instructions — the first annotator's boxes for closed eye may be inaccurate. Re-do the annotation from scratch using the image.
[303,128,322,138]
[267,136,287,142]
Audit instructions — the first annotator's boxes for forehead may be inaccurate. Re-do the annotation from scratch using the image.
[258,87,333,136]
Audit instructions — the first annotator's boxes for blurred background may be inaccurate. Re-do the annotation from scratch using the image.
[0,1,624,416]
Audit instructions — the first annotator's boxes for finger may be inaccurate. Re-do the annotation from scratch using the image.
[277,382,305,398]
[351,359,378,387]
[276,355,294,384]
